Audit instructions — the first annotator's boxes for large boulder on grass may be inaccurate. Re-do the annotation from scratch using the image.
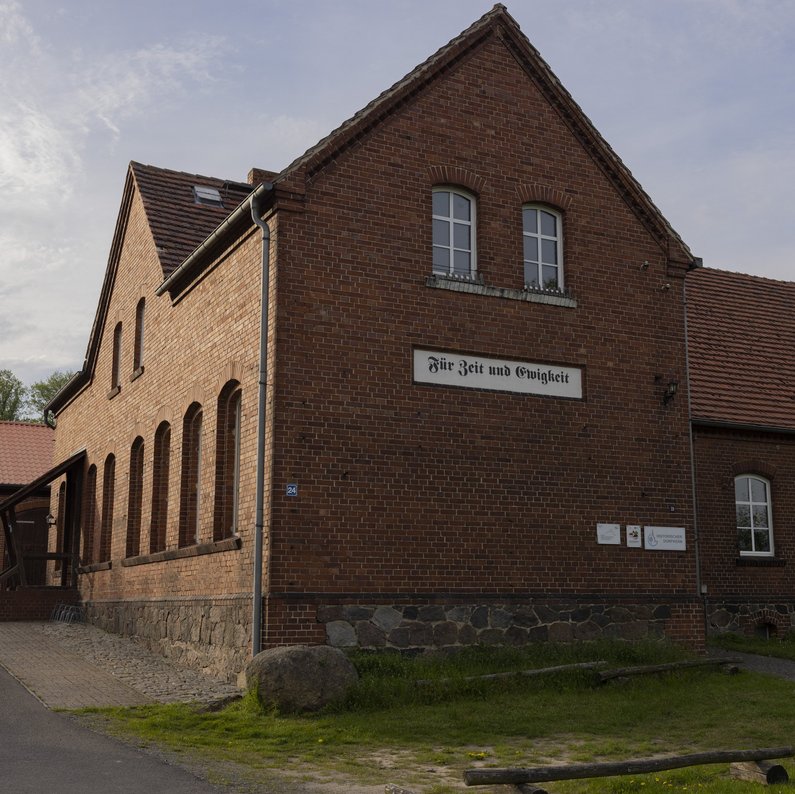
[245,645,358,713]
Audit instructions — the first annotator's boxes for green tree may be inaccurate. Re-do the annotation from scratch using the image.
[25,370,75,419]
[0,369,25,420]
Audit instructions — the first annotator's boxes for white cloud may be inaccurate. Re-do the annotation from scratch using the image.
[73,36,225,140]
[0,99,79,199]
[0,1,39,51]
[0,4,230,383]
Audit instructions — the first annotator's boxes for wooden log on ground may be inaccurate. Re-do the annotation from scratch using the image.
[463,746,793,786]
[598,657,742,683]
[415,661,607,686]
[730,761,789,785]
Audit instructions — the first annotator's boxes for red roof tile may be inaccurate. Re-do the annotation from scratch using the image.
[687,268,795,430]
[130,163,253,278]
[0,422,55,487]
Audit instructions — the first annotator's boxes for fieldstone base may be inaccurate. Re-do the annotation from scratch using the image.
[707,601,795,638]
[318,601,679,652]
[84,595,251,683]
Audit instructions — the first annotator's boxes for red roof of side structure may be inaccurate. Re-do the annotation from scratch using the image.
[687,268,795,431]
[0,422,55,487]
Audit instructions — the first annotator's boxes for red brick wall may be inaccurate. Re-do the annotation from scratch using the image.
[694,425,795,635]
[0,588,78,621]
[265,35,697,607]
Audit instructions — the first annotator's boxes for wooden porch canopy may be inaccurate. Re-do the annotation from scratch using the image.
[0,449,86,589]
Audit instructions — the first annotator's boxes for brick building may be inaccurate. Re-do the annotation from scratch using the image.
[687,268,795,639]
[29,5,711,679]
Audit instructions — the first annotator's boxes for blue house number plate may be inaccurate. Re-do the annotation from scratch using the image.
[286,483,298,497]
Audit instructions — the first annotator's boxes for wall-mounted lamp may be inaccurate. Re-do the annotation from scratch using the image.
[662,380,678,405]
[46,513,57,526]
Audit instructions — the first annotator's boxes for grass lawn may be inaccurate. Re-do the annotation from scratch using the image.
[712,631,795,662]
[80,641,795,793]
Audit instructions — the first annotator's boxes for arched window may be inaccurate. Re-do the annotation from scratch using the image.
[99,454,115,562]
[214,382,242,541]
[523,205,563,291]
[150,422,171,553]
[432,187,476,278]
[110,321,122,396]
[735,475,773,555]
[125,437,144,558]
[179,403,203,547]
[82,464,97,564]
[133,298,145,374]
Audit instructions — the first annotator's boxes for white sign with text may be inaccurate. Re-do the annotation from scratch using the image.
[644,526,686,551]
[596,523,621,545]
[413,349,583,399]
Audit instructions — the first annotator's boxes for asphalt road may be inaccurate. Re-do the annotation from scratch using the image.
[0,665,226,794]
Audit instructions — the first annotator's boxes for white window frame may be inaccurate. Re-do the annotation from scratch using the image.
[523,205,563,291]
[735,474,774,556]
[432,187,477,279]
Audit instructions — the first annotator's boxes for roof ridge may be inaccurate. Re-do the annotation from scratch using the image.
[277,4,507,181]
[130,161,242,186]
[690,266,795,287]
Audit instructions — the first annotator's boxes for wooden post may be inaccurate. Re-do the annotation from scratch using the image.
[598,658,741,683]
[464,747,794,786]
[730,761,789,785]
[416,661,607,686]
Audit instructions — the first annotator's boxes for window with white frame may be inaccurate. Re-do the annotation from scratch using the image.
[523,206,562,291]
[735,475,773,555]
[432,188,476,278]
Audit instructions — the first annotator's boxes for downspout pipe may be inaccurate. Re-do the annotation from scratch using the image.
[682,274,705,643]
[250,189,273,657]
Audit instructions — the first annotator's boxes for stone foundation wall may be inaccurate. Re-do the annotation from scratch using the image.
[318,599,698,652]
[85,595,251,683]
[707,601,795,638]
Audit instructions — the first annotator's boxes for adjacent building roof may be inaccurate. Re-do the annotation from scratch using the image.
[687,268,795,431]
[0,422,55,488]
[131,162,253,278]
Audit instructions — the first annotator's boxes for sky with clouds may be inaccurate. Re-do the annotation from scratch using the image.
[1,0,793,385]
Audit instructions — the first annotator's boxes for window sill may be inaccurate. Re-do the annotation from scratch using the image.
[107,385,121,400]
[130,365,144,382]
[79,560,112,574]
[735,556,785,567]
[426,274,576,307]
[120,535,242,567]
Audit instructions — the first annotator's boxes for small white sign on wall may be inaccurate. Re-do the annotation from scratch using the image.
[644,526,686,551]
[626,525,642,548]
[596,523,621,545]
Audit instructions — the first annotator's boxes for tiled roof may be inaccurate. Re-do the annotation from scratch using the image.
[687,268,795,430]
[130,163,253,278]
[0,422,55,487]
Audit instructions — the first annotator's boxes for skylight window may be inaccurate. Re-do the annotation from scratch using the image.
[193,185,223,207]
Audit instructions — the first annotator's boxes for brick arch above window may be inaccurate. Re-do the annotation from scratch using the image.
[127,421,147,446]
[427,165,485,196]
[215,362,245,394]
[183,384,207,412]
[730,460,777,481]
[153,406,174,428]
[516,184,574,212]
